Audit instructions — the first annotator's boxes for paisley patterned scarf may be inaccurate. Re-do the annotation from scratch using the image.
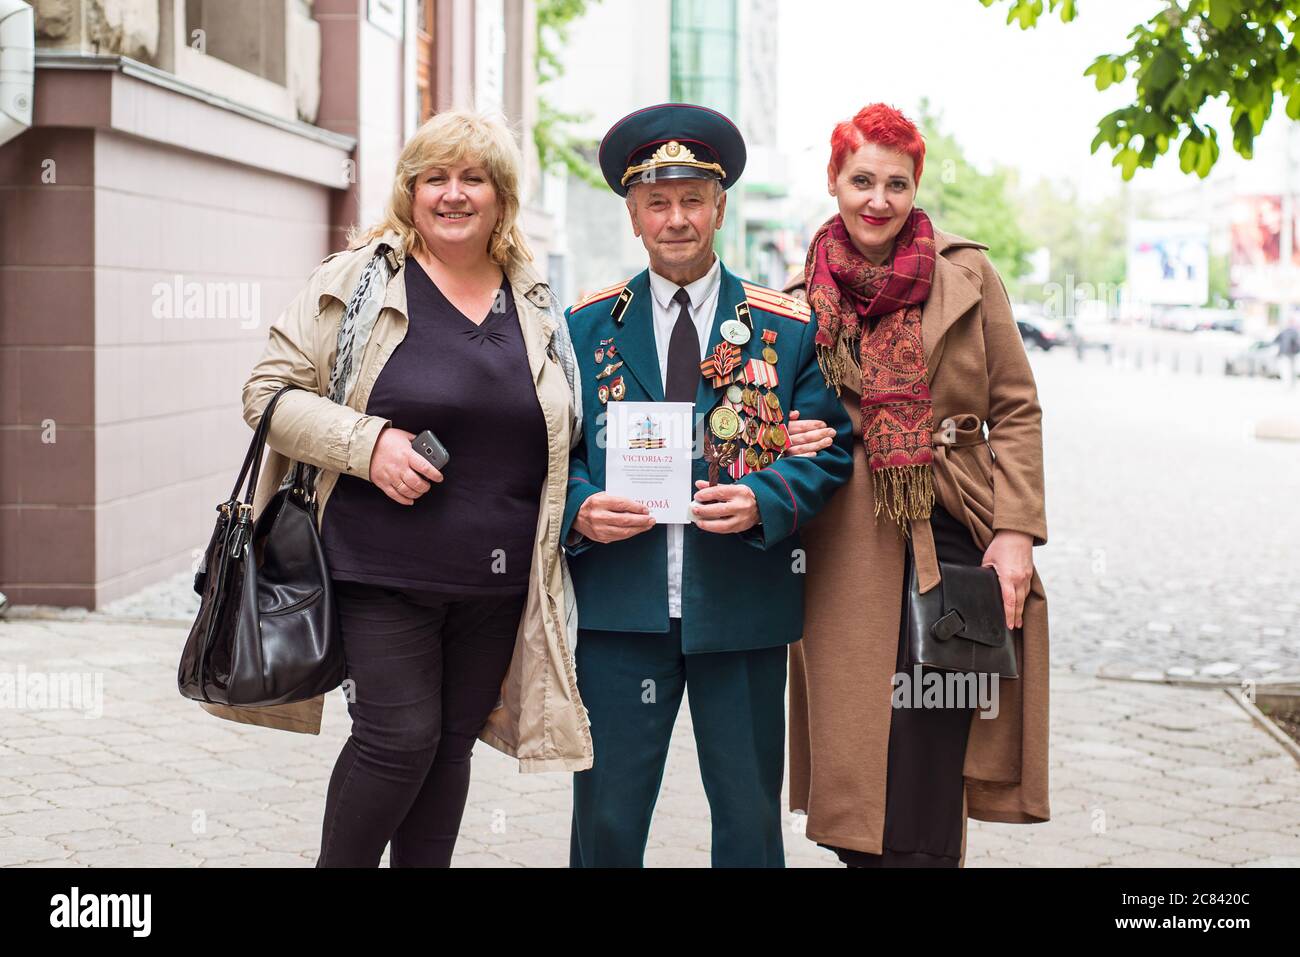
[804,208,937,530]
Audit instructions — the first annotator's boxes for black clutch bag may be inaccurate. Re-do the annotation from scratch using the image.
[177,385,344,707]
[904,552,1020,679]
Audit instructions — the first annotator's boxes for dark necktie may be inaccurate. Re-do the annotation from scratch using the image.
[665,287,698,403]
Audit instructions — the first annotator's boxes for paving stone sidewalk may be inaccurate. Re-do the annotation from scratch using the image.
[1,616,1297,867]
[1029,350,1300,683]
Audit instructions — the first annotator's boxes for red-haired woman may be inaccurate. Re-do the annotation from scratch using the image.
[782,103,1051,866]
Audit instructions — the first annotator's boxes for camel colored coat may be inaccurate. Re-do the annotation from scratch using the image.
[787,228,1051,856]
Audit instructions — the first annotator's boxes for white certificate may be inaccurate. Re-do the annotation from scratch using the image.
[604,401,695,524]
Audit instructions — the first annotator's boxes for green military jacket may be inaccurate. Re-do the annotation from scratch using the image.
[561,261,854,654]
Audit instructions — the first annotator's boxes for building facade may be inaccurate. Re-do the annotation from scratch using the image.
[0,0,546,607]
[545,0,799,299]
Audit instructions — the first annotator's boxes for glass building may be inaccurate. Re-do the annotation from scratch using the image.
[669,0,744,265]
[670,0,739,117]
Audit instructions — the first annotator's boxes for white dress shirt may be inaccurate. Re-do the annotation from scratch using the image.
[647,256,722,619]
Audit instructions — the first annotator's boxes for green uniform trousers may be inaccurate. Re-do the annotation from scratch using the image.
[569,620,788,868]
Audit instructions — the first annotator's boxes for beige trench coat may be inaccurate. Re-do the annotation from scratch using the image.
[788,228,1051,855]
[199,231,594,773]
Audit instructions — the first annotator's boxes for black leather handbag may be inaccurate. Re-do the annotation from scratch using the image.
[904,549,1020,679]
[177,385,344,707]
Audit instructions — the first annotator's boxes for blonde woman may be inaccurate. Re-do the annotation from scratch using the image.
[231,111,591,866]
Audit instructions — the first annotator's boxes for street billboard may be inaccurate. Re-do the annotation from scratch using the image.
[1228,194,1300,301]
[1127,219,1209,306]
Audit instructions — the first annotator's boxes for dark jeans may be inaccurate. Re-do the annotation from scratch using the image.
[316,579,524,867]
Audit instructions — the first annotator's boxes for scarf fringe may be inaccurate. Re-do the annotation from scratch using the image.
[816,343,844,396]
[871,465,935,535]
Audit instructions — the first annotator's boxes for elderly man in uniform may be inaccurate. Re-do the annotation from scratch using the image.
[561,104,854,867]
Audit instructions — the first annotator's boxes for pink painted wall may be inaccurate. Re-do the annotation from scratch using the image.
[0,65,352,607]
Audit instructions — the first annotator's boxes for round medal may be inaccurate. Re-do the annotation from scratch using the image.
[762,346,778,364]
[741,387,758,408]
[769,424,788,448]
[720,319,751,346]
[709,406,743,441]
[745,447,761,469]
[764,392,780,410]
[726,384,744,404]
[759,450,775,468]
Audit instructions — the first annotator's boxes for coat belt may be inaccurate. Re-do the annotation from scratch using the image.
[910,413,988,593]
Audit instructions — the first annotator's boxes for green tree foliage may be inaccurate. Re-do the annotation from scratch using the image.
[980,0,1299,179]
[914,100,1034,280]
[1207,250,1232,305]
[535,0,604,188]
[1013,179,1128,304]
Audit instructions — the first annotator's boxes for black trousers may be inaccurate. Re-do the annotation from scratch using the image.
[316,580,524,867]
[822,505,980,868]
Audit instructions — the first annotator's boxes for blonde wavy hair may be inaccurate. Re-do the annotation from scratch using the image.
[349,110,533,270]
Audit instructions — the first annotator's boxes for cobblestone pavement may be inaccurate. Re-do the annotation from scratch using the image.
[1029,348,1300,681]
[1,617,1297,867]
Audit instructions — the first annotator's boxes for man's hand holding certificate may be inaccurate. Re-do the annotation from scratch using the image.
[574,401,759,540]
[572,491,655,544]
[603,402,695,523]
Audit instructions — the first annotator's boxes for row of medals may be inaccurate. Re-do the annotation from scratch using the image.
[702,315,788,480]
[590,315,789,480]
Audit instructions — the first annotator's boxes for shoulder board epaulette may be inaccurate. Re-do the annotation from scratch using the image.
[741,281,811,323]
[570,279,631,314]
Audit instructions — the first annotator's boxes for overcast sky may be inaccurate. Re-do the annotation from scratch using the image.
[774,0,1196,202]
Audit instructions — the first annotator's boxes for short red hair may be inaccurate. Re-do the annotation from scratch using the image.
[829,103,925,187]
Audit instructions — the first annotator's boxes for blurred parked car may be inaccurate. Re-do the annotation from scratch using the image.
[1155,307,1244,333]
[1016,315,1068,350]
[1154,307,1202,332]
[1191,309,1244,333]
[1070,301,1116,351]
[1225,340,1283,378]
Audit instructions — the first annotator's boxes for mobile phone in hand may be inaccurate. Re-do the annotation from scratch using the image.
[412,430,450,471]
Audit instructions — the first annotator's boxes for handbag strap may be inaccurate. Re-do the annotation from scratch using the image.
[226,415,269,504]
[230,384,298,506]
